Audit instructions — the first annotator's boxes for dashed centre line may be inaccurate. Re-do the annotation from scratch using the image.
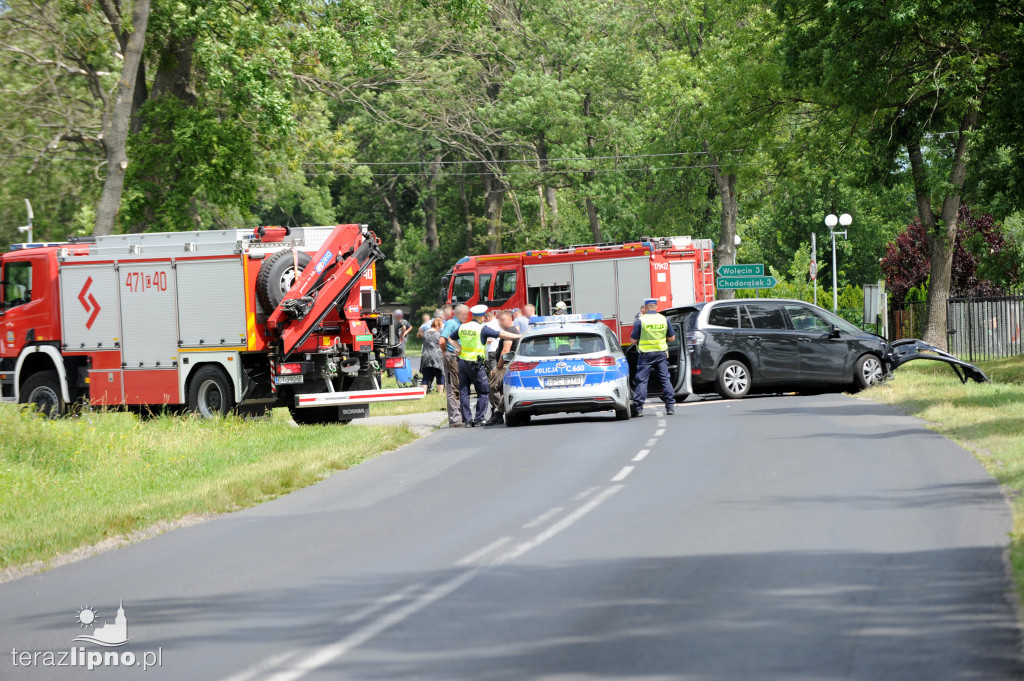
[611,465,635,482]
[654,428,666,437]
[632,449,650,462]
[522,506,564,529]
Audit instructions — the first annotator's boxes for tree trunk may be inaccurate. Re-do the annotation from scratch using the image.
[459,174,474,253]
[423,155,441,251]
[707,147,738,300]
[581,94,603,243]
[907,111,977,349]
[482,169,504,254]
[536,132,558,227]
[94,0,152,236]
[381,186,402,241]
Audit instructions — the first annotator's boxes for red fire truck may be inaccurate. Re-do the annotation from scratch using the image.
[0,224,425,423]
[440,236,716,343]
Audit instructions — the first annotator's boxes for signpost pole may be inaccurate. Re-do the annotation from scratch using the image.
[811,232,817,307]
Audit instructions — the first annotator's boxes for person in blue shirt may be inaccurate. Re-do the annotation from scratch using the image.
[442,304,521,427]
[439,306,465,427]
[630,298,676,417]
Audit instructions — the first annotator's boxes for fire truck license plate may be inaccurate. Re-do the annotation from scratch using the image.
[274,375,304,385]
[545,375,584,388]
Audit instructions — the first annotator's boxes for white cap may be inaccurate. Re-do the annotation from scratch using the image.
[470,304,488,316]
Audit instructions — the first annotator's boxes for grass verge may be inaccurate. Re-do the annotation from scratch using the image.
[0,405,417,572]
[865,355,1024,596]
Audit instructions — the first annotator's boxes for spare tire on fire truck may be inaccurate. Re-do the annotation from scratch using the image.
[256,250,312,312]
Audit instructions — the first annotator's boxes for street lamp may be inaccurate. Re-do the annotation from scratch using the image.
[824,213,851,313]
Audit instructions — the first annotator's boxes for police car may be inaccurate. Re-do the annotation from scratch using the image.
[502,314,632,426]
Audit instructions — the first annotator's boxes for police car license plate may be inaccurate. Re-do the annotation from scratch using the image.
[545,375,584,388]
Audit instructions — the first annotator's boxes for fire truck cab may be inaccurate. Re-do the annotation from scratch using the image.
[440,236,716,344]
[0,225,425,423]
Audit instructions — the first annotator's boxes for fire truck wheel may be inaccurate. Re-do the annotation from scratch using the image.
[20,371,66,419]
[187,365,236,418]
[256,250,312,312]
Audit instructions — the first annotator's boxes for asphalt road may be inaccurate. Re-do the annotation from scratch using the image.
[2,393,1021,680]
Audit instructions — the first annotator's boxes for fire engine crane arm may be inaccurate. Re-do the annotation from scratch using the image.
[266,224,383,360]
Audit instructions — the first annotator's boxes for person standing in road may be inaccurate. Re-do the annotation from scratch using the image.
[445,304,520,427]
[420,317,445,393]
[483,309,502,371]
[392,310,412,356]
[417,312,432,339]
[631,298,676,417]
[513,306,532,335]
[439,305,466,427]
[484,310,520,426]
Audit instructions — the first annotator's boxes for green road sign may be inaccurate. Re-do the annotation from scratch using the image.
[717,263,764,277]
[716,275,778,290]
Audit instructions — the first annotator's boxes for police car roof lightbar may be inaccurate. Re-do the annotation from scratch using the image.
[529,313,603,326]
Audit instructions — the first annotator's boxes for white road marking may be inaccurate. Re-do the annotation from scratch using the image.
[522,506,564,529]
[658,419,667,427]
[632,449,650,462]
[248,485,623,681]
[264,569,482,681]
[455,537,512,566]
[220,651,301,681]
[495,485,622,564]
[654,428,665,437]
[611,466,635,482]
[572,485,601,501]
[340,583,423,623]
[645,438,658,447]
[220,583,422,681]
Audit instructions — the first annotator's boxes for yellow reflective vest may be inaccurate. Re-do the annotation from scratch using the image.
[637,312,670,353]
[457,321,486,361]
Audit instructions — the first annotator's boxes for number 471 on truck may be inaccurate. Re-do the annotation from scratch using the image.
[0,224,425,423]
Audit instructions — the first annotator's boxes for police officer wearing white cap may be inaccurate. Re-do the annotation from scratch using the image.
[630,298,676,417]
[443,304,521,426]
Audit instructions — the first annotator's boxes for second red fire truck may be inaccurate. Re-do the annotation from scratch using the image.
[440,235,716,343]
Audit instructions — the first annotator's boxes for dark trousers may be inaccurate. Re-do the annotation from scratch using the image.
[421,366,443,391]
[457,358,490,424]
[633,351,675,410]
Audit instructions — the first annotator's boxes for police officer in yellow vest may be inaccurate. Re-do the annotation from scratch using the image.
[444,304,521,426]
[630,298,676,417]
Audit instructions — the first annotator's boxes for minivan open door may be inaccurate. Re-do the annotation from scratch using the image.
[625,321,691,400]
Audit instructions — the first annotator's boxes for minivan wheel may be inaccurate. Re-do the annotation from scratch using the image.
[853,354,884,391]
[715,359,751,399]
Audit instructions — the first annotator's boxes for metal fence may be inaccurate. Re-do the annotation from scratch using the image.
[888,301,926,341]
[946,294,1024,362]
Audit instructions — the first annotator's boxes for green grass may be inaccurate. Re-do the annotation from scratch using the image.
[865,355,1024,597]
[0,406,417,571]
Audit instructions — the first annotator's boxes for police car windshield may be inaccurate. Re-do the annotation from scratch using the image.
[519,332,606,357]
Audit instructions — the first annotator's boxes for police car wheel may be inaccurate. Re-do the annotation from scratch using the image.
[615,406,631,421]
[20,371,66,419]
[505,412,529,427]
[715,359,751,399]
[256,250,313,312]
